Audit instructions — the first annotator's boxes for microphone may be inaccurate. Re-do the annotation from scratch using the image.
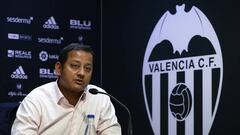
[89,88,133,135]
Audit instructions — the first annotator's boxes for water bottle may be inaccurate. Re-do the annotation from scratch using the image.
[84,114,97,135]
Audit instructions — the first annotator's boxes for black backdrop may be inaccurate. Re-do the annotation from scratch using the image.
[1,0,240,135]
[102,0,240,135]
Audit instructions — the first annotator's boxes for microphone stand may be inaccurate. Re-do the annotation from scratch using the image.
[89,89,133,135]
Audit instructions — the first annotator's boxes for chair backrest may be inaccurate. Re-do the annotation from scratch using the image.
[0,102,20,135]
[8,104,19,131]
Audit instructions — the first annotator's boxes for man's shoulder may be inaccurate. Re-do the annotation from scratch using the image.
[37,81,56,89]
[26,81,57,98]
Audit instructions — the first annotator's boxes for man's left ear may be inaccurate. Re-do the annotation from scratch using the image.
[55,62,62,76]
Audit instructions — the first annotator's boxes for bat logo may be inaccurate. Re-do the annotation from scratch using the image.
[142,4,223,135]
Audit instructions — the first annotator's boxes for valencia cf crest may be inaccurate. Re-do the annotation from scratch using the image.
[142,4,223,135]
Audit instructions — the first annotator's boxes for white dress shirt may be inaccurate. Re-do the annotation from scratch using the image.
[11,81,121,135]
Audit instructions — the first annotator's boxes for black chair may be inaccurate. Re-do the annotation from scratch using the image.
[0,102,19,135]
[8,104,19,131]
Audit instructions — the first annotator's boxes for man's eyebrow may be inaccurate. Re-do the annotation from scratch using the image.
[70,60,92,65]
[71,60,80,63]
[85,63,93,66]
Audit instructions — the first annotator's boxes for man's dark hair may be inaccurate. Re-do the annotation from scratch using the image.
[58,43,94,65]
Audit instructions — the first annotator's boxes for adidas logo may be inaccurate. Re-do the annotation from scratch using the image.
[43,16,59,29]
[10,66,28,79]
[45,16,56,25]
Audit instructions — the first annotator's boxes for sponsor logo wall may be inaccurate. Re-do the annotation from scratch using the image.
[0,0,100,104]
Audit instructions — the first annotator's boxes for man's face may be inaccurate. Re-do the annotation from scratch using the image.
[56,50,93,93]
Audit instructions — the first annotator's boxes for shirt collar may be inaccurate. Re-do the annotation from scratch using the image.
[53,81,88,106]
[53,81,65,105]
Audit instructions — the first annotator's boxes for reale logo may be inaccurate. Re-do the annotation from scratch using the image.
[8,49,32,59]
[142,4,223,135]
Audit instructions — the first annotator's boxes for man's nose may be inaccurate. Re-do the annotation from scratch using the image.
[77,67,85,77]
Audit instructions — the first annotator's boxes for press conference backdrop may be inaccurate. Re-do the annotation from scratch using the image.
[0,0,101,133]
[0,0,239,135]
[0,0,101,103]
